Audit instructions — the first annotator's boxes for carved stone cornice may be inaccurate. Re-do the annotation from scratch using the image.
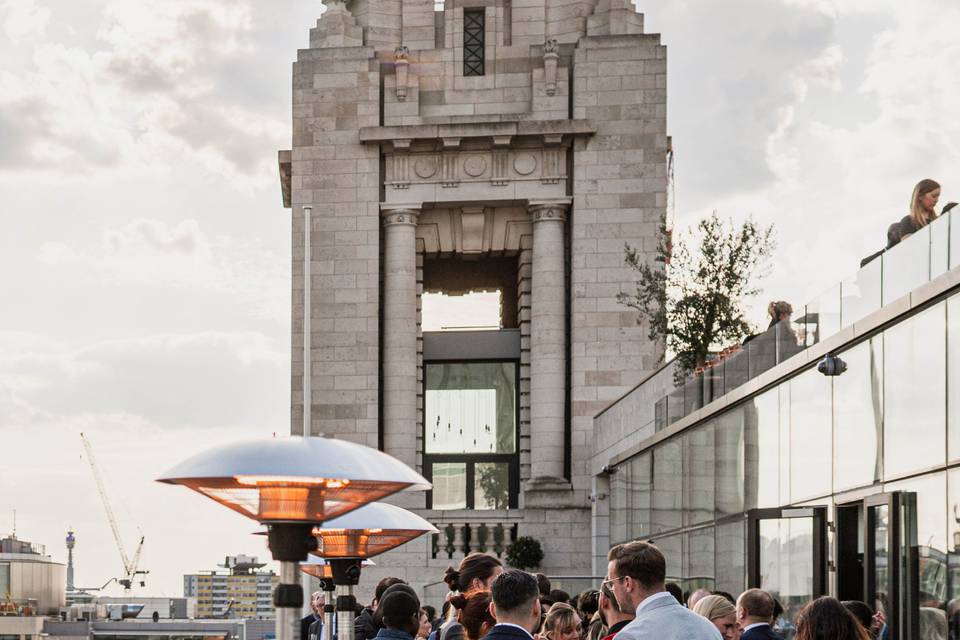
[381,206,420,227]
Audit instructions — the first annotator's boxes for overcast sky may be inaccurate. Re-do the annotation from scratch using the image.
[1,0,959,597]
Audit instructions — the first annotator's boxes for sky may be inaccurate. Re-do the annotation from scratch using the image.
[1,0,959,597]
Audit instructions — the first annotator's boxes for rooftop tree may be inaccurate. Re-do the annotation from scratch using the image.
[618,211,775,382]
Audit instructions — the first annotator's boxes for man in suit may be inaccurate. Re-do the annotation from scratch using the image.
[605,541,721,640]
[485,569,542,640]
[598,582,634,640]
[303,592,324,640]
[736,590,782,640]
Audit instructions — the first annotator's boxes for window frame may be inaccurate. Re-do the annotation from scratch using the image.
[462,8,485,77]
[423,358,520,509]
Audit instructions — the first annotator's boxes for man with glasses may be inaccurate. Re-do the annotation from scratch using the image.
[604,541,721,640]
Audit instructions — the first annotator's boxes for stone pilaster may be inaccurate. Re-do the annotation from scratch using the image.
[381,206,421,469]
[528,200,569,484]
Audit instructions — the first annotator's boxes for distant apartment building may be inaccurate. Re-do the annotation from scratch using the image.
[183,555,277,620]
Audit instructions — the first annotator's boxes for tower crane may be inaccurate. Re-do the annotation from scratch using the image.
[80,432,149,591]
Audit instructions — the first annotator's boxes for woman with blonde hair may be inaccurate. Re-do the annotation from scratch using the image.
[888,178,941,247]
[539,602,582,640]
[691,595,738,640]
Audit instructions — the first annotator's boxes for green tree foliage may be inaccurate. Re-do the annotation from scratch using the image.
[505,536,544,570]
[618,212,775,381]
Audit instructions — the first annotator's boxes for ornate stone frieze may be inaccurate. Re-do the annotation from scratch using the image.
[385,147,568,192]
[529,202,568,223]
[382,207,420,226]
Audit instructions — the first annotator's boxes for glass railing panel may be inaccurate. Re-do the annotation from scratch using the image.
[841,256,882,328]
[883,224,931,303]
[724,347,749,390]
[796,301,821,347]
[710,359,726,401]
[747,325,777,378]
[775,320,804,364]
[682,375,704,415]
[930,211,950,280]
[952,208,960,271]
[667,385,685,427]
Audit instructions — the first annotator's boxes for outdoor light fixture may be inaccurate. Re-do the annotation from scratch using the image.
[157,436,430,640]
[311,502,438,640]
[301,556,376,640]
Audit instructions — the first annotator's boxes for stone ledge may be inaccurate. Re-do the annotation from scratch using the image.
[359,119,597,144]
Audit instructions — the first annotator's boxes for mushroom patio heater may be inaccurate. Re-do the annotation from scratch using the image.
[301,556,375,640]
[157,436,430,640]
[312,502,438,640]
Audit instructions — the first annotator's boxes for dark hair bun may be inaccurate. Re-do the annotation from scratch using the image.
[448,593,468,610]
[443,566,461,591]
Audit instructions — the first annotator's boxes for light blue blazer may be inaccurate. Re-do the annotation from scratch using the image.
[615,595,722,640]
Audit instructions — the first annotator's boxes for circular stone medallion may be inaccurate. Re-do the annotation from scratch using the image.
[513,154,537,176]
[414,158,437,179]
[463,155,487,177]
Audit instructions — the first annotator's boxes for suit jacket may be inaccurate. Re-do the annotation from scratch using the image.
[303,615,321,640]
[481,624,534,640]
[740,624,783,640]
[615,595,721,640]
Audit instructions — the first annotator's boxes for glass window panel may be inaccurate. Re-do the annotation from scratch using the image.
[716,409,745,517]
[790,368,832,502]
[949,297,960,462]
[884,302,946,478]
[841,258,882,329]
[628,453,652,540]
[431,462,466,509]
[425,362,516,454]
[886,473,948,610]
[760,518,816,637]
[883,225,931,303]
[745,388,781,509]
[833,338,883,491]
[871,504,890,623]
[653,533,683,585]
[683,422,715,525]
[952,207,960,270]
[946,469,960,639]
[930,213,950,279]
[684,528,715,592]
[715,521,746,595]
[474,462,509,510]
[652,439,683,533]
[609,462,628,545]
[780,384,792,506]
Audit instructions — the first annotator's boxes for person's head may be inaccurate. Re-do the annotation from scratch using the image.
[664,583,682,604]
[598,582,632,627]
[605,541,666,613]
[379,587,422,637]
[549,590,571,607]
[535,573,552,597]
[418,609,432,639]
[736,589,775,626]
[911,178,941,226]
[920,607,947,640]
[768,300,793,323]
[311,591,325,616]
[711,591,736,605]
[444,553,503,594]
[795,597,870,640]
[687,588,712,610]
[422,605,437,623]
[374,577,408,608]
[692,595,737,640]
[449,590,495,640]
[541,602,581,640]
[841,601,873,633]
[576,590,599,619]
[490,569,542,633]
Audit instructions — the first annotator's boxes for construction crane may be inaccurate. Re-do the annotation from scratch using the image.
[80,432,148,591]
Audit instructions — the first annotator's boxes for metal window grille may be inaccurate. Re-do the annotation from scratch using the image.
[463,9,485,76]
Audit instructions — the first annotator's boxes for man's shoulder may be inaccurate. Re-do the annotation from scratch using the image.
[617,606,720,640]
[742,627,783,640]
[483,625,531,640]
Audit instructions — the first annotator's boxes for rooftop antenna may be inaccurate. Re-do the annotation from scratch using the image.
[11,509,15,538]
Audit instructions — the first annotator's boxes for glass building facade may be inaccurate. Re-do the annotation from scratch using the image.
[606,292,960,639]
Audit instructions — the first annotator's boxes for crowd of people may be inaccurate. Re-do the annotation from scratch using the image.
[301,541,888,640]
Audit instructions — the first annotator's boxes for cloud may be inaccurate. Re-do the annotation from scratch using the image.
[0,331,288,432]
[38,218,288,321]
[1,0,50,41]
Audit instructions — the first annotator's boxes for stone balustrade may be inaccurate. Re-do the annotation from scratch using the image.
[423,510,522,560]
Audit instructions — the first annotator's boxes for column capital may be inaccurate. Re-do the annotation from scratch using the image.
[381,205,420,227]
[528,199,570,223]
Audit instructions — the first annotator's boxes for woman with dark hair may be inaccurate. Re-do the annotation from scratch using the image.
[448,591,495,640]
[841,601,880,638]
[888,178,942,248]
[795,597,870,640]
[432,553,503,640]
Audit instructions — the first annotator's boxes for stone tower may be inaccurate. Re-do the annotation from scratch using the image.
[279,0,667,588]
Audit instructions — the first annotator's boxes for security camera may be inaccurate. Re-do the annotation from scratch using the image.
[817,354,847,376]
[601,464,616,476]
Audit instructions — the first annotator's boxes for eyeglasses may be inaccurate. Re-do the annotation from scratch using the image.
[601,575,627,590]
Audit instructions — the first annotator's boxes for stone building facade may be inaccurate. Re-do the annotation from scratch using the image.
[279,0,667,592]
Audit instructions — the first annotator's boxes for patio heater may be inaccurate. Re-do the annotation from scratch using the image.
[300,556,375,640]
[157,436,430,640]
[310,501,438,640]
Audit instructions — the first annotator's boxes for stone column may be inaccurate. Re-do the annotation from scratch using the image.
[381,206,421,469]
[528,200,569,483]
